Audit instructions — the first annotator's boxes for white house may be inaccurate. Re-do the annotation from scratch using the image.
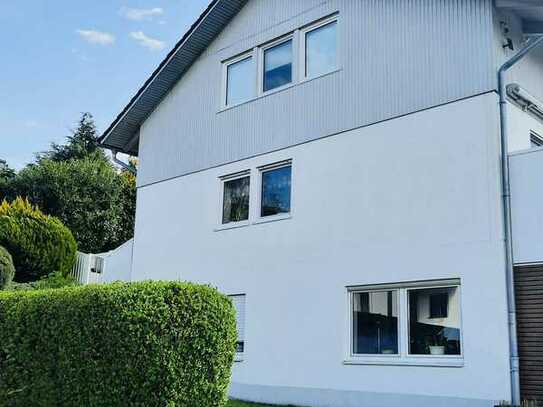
[99,1,543,406]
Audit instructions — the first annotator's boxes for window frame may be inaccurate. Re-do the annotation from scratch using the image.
[299,15,339,81]
[259,34,297,96]
[350,288,401,357]
[229,293,246,362]
[254,160,293,224]
[221,50,256,109]
[345,279,464,367]
[217,170,251,230]
[530,130,543,148]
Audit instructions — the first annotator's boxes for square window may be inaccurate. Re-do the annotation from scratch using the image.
[408,287,461,356]
[305,20,337,78]
[352,290,399,355]
[226,56,254,106]
[263,40,293,92]
[260,165,291,217]
[222,176,250,224]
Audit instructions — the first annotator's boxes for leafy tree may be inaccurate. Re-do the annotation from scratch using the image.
[1,113,136,253]
[6,158,131,253]
[36,113,106,163]
[0,159,15,181]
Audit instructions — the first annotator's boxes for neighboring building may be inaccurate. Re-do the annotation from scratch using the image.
[100,1,543,406]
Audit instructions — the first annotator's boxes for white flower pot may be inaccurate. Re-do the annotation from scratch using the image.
[429,346,445,355]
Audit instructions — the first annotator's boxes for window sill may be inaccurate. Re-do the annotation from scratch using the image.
[218,68,341,114]
[252,213,292,225]
[234,354,244,362]
[343,356,464,368]
[214,221,250,232]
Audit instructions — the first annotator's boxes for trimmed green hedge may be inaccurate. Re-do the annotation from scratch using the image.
[0,281,238,406]
[0,245,15,289]
[0,197,77,282]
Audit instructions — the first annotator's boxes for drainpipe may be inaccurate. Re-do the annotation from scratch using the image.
[112,151,137,175]
[498,34,543,406]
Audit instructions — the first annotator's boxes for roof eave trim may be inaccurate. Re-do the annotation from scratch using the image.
[99,0,223,153]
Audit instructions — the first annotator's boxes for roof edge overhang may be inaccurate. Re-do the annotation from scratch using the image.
[99,0,248,156]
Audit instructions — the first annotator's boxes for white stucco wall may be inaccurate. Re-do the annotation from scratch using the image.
[507,104,543,152]
[100,239,134,283]
[510,147,543,265]
[131,93,511,406]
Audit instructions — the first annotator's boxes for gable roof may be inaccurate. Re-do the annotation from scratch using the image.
[99,0,248,156]
[101,0,543,156]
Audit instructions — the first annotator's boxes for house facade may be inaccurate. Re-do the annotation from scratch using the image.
[100,1,543,406]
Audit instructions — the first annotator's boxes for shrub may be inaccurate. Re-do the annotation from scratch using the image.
[0,197,77,282]
[0,281,237,406]
[0,246,15,289]
[6,271,77,291]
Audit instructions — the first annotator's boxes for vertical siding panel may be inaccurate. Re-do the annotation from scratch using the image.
[138,0,496,187]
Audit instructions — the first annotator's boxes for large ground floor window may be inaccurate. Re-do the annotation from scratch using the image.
[348,279,463,366]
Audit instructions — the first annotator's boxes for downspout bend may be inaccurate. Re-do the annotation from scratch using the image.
[497,34,543,406]
[112,151,137,175]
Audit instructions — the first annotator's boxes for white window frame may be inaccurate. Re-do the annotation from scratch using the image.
[216,170,251,231]
[350,288,401,357]
[299,14,339,81]
[254,160,293,224]
[258,34,298,96]
[530,130,543,147]
[229,294,246,362]
[345,279,464,367]
[221,51,256,109]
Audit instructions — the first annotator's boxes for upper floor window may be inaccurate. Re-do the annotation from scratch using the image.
[221,172,250,224]
[225,55,254,106]
[263,39,293,92]
[260,163,292,217]
[304,19,337,78]
[221,14,339,108]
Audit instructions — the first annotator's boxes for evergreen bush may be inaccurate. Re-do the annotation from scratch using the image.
[0,197,77,282]
[0,245,15,289]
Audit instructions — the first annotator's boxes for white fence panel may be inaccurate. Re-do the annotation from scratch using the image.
[70,239,133,285]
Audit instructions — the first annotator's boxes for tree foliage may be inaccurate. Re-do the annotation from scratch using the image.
[36,113,106,163]
[0,198,77,282]
[0,113,136,253]
[0,246,15,290]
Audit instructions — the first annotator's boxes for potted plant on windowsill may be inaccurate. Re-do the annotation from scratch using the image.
[426,331,447,355]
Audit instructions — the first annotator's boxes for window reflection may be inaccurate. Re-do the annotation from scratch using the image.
[226,57,254,105]
[261,166,291,217]
[409,287,461,355]
[263,40,293,92]
[306,21,337,77]
[222,176,250,224]
[352,291,398,355]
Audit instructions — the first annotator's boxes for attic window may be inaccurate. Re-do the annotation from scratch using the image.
[225,54,254,106]
[263,38,293,92]
[303,18,338,78]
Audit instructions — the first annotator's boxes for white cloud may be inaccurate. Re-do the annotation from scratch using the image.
[76,29,115,45]
[120,7,164,21]
[130,31,165,51]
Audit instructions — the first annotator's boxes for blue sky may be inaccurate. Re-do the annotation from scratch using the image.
[1,0,210,169]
